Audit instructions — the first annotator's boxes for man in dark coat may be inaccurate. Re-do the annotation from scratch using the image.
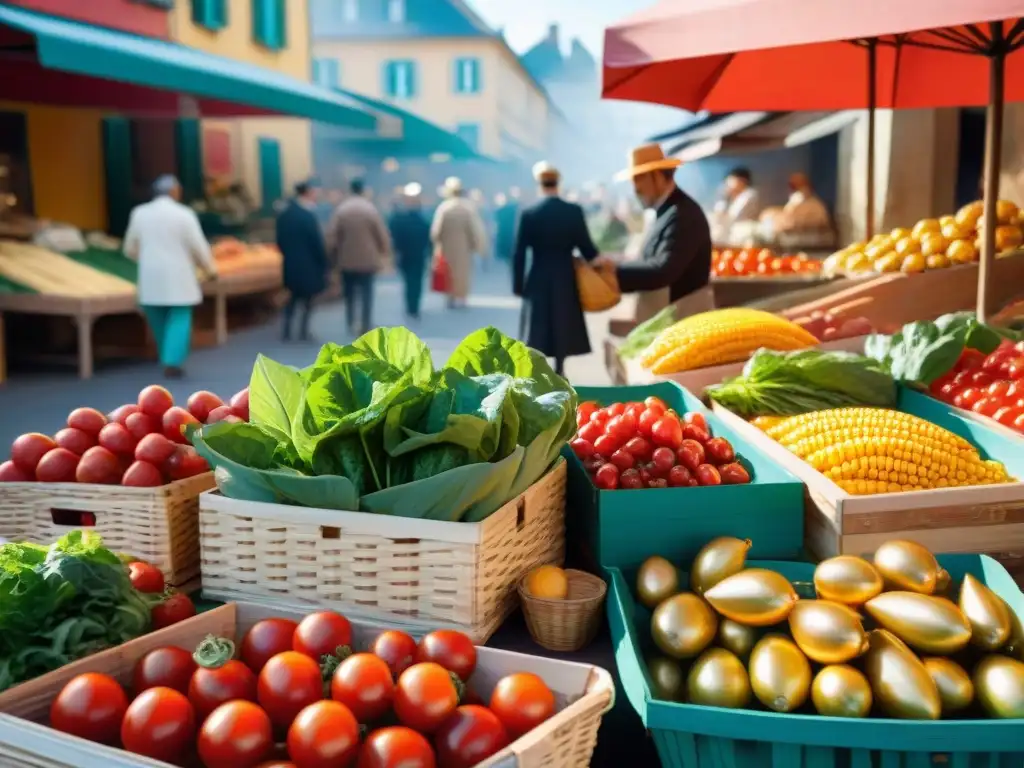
[275,180,328,341]
[595,143,712,305]
[513,162,599,376]
[388,182,432,320]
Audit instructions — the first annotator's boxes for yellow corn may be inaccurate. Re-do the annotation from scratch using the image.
[750,415,787,432]
[759,407,1012,494]
[641,308,818,374]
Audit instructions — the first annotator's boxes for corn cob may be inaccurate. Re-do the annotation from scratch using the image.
[760,407,1011,494]
[750,415,787,432]
[640,308,818,374]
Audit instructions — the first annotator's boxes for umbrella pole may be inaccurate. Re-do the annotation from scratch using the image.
[977,27,1006,324]
[865,39,877,240]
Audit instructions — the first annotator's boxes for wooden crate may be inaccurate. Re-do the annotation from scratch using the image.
[0,473,214,587]
[0,602,614,768]
[198,462,567,642]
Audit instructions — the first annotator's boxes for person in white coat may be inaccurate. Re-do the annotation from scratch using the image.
[123,175,217,378]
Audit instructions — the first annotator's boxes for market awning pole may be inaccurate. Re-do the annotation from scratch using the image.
[977,23,1005,324]
[865,39,877,240]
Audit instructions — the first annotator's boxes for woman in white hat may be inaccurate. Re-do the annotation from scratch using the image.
[430,176,487,308]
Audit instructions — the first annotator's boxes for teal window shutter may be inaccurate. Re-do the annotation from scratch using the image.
[192,0,228,30]
[312,58,322,84]
[257,138,283,211]
[454,123,480,152]
[454,58,481,94]
[405,61,417,98]
[382,60,396,97]
[174,119,204,204]
[102,118,133,237]
[253,0,286,50]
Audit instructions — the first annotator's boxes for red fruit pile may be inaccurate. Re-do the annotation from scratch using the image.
[929,340,1024,432]
[569,396,752,490]
[0,385,250,486]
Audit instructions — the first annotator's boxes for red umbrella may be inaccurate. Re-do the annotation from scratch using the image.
[602,0,1024,319]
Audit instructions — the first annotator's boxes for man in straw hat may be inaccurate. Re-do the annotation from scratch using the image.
[513,161,601,376]
[596,143,711,311]
[431,176,487,308]
[388,182,432,321]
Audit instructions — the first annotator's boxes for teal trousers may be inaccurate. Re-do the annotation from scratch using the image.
[141,305,193,368]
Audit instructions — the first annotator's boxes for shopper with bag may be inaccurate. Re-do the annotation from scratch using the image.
[512,162,601,377]
[388,182,431,321]
[430,176,487,309]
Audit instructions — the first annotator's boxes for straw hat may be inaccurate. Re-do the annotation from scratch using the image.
[440,176,464,196]
[403,182,422,197]
[615,143,682,181]
[532,161,560,182]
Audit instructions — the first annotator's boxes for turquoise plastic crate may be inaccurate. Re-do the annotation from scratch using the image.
[607,555,1024,768]
[564,381,805,573]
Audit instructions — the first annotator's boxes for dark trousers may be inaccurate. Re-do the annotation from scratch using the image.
[283,293,313,340]
[400,259,425,317]
[342,271,375,333]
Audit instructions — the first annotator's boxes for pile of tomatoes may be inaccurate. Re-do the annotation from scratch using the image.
[711,248,821,278]
[929,340,1024,432]
[0,384,249,487]
[569,396,753,490]
[49,611,556,768]
[125,559,198,631]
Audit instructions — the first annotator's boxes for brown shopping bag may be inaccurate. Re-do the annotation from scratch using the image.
[574,258,621,312]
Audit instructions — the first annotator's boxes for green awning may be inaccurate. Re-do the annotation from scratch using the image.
[0,6,376,129]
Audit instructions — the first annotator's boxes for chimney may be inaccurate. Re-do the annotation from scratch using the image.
[548,23,559,45]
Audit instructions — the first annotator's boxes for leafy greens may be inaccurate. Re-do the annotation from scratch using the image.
[618,304,678,360]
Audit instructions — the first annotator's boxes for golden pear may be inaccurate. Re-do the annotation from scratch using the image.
[946,239,978,264]
[995,225,1023,253]
[926,253,951,269]
[637,555,680,609]
[959,573,1012,651]
[920,234,949,257]
[935,568,951,595]
[749,634,811,713]
[814,555,883,606]
[704,569,798,627]
[923,657,974,714]
[997,199,1020,225]
[717,618,759,659]
[955,200,983,230]
[894,236,920,256]
[689,537,750,595]
[912,219,941,239]
[873,540,943,594]
[864,591,971,655]
[646,655,686,701]
[1002,596,1024,661]
[939,215,956,228]
[686,648,751,709]
[651,593,718,659]
[890,227,912,240]
[864,630,941,720]
[901,253,926,274]
[941,221,970,240]
[811,665,872,718]
[873,252,902,273]
[789,600,869,664]
[974,655,1024,718]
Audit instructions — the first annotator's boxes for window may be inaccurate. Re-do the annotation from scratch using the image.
[313,58,340,88]
[454,123,480,152]
[192,0,228,30]
[453,57,481,94]
[342,0,358,22]
[387,0,405,22]
[383,60,417,99]
[252,0,287,50]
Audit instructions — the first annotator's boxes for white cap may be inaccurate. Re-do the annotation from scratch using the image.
[532,161,560,182]
[403,182,422,197]
[441,176,463,195]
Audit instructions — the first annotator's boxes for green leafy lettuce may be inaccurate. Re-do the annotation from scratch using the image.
[619,304,678,360]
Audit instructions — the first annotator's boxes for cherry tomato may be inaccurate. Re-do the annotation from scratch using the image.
[1009,359,1024,380]
[609,449,635,471]
[54,426,97,457]
[569,438,595,461]
[929,373,954,394]
[35,447,79,482]
[331,653,395,723]
[667,465,694,487]
[190,638,258,720]
[371,630,418,679]
[988,380,1012,399]
[592,433,621,457]
[293,611,353,661]
[647,477,668,489]
[651,446,676,474]
[435,705,509,768]
[489,672,555,739]
[650,417,683,449]
[695,464,722,486]
[133,646,196,696]
[619,468,644,489]
[138,385,175,419]
[637,409,660,437]
[241,618,299,673]
[1015,413,1024,432]
[108,403,140,425]
[152,592,196,630]
[959,348,986,370]
[393,663,459,733]
[1007,381,1024,400]
[128,561,165,594]
[606,402,626,417]
[122,460,163,487]
[704,437,735,464]
[683,412,709,431]
[0,460,29,481]
[575,401,599,427]
[607,413,637,439]
[681,423,711,444]
[187,390,225,423]
[973,397,1001,417]
[719,462,752,485]
[954,387,984,409]
[624,402,646,422]
[969,370,994,387]
[121,687,196,764]
[594,463,619,490]
[643,396,667,413]
[357,726,436,768]
[623,436,652,460]
[75,445,121,484]
[415,630,476,682]
[10,432,57,474]
[287,700,360,768]
[995,406,1024,427]
[676,439,705,471]
[582,455,606,474]
[576,421,602,445]
[98,422,137,457]
[199,700,274,768]
[50,672,128,745]
[135,432,177,465]
[258,651,324,731]
[164,445,210,480]
[162,406,200,445]
[67,407,108,435]
[126,412,160,441]
[231,388,251,421]
[588,409,609,425]
[938,382,960,400]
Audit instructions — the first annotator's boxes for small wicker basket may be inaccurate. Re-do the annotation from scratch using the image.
[519,569,608,652]
[574,259,621,312]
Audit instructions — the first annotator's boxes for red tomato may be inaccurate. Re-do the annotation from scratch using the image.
[231,388,250,421]
[575,401,599,427]
[122,460,163,487]
[719,462,752,485]
[929,373,953,394]
[121,686,196,763]
[152,592,196,630]
[187,390,225,423]
[241,618,299,674]
[287,700,360,768]
[623,436,652,460]
[162,406,199,445]
[190,657,258,721]
[67,407,108,435]
[1009,359,1024,380]
[637,409,660,437]
[643,396,667,413]
[133,646,196,695]
[606,413,637,440]
[582,455,606,474]
[570,438,595,461]
[1007,382,1024,400]
[488,672,555,739]
[54,427,96,456]
[50,672,128,745]
[576,421,603,445]
[681,423,711,444]
[589,409,609,425]
[199,700,274,768]
[695,464,722,486]
[97,422,136,456]
[371,630,418,679]
[969,370,995,387]
[128,561,165,594]
[331,653,395,723]
[0,460,30,482]
[206,405,238,424]
[649,477,669,489]
[435,705,509,768]
[651,446,676,474]
[126,412,159,440]
[258,651,324,731]
[1015,413,1024,432]
[972,397,1001,417]
[619,468,644,489]
[164,445,210,480]
[592,433,621,457]
[606,402,626,417]
[416,630,476,682]
[11,432,57,473]
[609,449,635,471]
[667,465,694,487]
[995,406,1024,427]
[293,611,353,661]
[704,437,736,464]
[357,726,436,768]
[139,385,175,418]
[594,463,619,490]
[651,417,683,449]
[676,439,705,471]
[624,402,646,423]
[76,446,121,484]
[954,387,984,409]
[683,412,709,431]
[988,380,1012,399]
[135,433,177,465]
[108,403,140,425]
[959,348,986,370]
[35,447,79,482]
[938,382,960,400]
[393,663,459,734]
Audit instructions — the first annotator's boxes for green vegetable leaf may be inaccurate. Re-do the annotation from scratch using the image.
[619,304,678,360]
[248,354,304,444]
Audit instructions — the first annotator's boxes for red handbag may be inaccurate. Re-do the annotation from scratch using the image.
[431,253,451,293]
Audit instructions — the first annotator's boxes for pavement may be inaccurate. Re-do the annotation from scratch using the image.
[0,262,621,449]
